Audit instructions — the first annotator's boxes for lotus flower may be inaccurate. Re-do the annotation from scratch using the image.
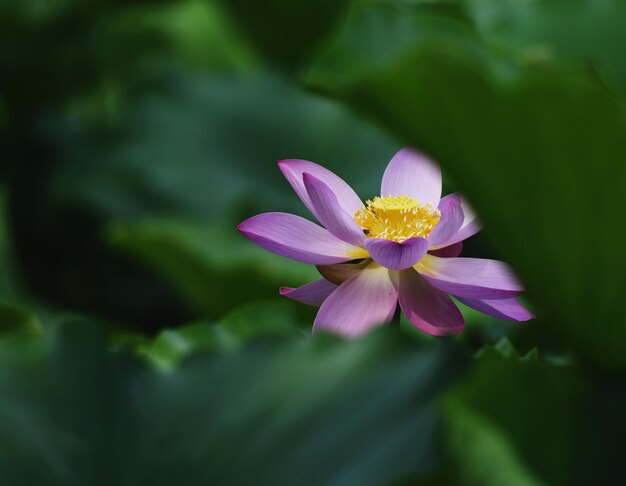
[238,147,532,337]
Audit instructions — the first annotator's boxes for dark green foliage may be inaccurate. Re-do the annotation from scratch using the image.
[1,0,625,484]
[0,317,467,485]
[216,0,352,68]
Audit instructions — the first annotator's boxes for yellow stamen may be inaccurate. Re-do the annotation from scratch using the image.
[354,194,440,243]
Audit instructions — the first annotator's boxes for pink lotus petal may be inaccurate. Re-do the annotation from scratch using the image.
[428,242,463,258]
[380,147,441,205]
[448,219,481,246]
[280,279,337,307]
[436,193,481,247]
[416,254,523,299]
[313,264,398,337]
[460,196,478,226]
[398,269,464,336]
[457,296,534,322]
[278,159,363,220]
[303,173,366,247]
[365,237,430,270]
[238,212,360,265]
[428,193,464,247]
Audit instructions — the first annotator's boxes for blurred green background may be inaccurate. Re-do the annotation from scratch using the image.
[1,0,625,484]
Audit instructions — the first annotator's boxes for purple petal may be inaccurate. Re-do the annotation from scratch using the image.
[238,212,362,265]
[313,263,398,337]
[429,242,463,258]
[316,260,370,285]
[278,159,363,220]
[398,269,464,336]
[460,196,477,226]
[280,279,338,307]
[416,254,523,299]
[303,173,366,247]
[380,147,441,205]
[428,193,464,247]
[448,219,481,245]
[457,296,534,322]
[440,193,481,246]
[365,237,430,270]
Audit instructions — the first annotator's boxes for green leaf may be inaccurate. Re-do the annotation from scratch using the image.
[217,298,304,340]
[216,0,352,68]
[53,72,397,220]
[0,318,467,484]
[142,321,223,370]
[0,302,43,367]
[463,0,626,86]
[442,402,543,486]
[145,0,258,72]
[142,300,303,370]
[0,302,41,336]
[475,337,539,363]
[441,345,584,485]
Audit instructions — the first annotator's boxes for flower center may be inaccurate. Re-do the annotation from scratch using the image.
[354,194,440,243]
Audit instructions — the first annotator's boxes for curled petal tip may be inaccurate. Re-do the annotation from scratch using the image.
[457,296,534,322]
[277,160,292,174]
[511,312,534,322]
[236,218,259,237]
[236,220,250,233]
